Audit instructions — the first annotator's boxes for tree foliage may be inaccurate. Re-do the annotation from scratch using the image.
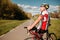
[0,0,32,20]
[50,6,60,19]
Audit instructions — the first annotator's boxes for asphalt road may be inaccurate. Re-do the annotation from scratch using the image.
[0,19,34,40]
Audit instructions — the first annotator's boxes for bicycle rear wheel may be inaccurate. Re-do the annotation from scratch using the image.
[48,33,57,40]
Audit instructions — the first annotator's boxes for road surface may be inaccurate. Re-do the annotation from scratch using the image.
[0,19,34,40]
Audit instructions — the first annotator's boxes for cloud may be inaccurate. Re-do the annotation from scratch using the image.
[48,5,59,12]
[18,4,38,9]
[17,4,39,15]
[17,4,59,15]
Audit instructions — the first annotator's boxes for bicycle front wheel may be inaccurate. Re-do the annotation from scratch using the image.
[24,37,37,40]
[48,33,57,40]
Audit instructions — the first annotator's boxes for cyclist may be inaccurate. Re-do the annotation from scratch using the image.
[27,4,50,40]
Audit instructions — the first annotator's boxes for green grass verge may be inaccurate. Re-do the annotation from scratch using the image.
[0,20,27,36]
[49,19,60,39]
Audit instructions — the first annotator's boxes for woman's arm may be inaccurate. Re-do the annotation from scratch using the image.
[27,15,43,30]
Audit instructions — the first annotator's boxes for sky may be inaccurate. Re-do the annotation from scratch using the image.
[12,0,60,15]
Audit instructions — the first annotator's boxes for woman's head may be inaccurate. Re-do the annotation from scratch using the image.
[40,4,49,12]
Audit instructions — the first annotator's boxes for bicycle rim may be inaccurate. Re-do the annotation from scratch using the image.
[48,33,57,40]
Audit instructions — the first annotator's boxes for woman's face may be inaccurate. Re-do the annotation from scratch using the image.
[40,6,45,12]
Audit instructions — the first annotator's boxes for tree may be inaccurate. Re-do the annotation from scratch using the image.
[0,0,30,20]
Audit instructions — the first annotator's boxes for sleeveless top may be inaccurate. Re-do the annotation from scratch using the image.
[37,10,49,30]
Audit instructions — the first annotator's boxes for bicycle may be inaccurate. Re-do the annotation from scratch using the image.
[24,27,57,40]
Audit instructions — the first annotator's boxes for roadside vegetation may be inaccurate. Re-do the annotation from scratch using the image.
[49,19,60,39]
[0,20,26,36]
[0,0,32,20]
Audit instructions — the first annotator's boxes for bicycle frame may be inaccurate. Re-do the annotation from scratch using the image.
[24,27,57,40]
[24,27,43,40]
[29,30,43,40]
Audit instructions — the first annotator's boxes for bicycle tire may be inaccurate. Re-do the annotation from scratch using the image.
[24,37,37,40]
[48,33,57,40]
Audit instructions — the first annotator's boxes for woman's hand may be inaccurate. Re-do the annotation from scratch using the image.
[27,26,31,31]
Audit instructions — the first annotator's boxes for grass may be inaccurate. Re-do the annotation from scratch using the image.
[0,20,27,36]
[49,19,60,39]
